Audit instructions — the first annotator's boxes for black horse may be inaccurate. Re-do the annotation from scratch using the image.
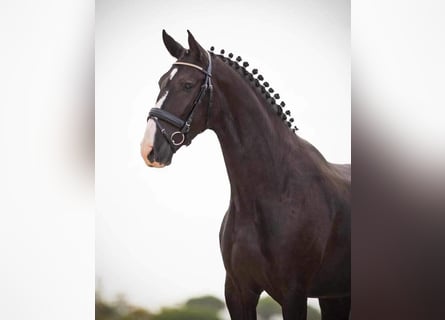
[141,30,350,320]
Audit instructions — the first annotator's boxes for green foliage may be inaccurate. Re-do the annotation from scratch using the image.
[95,291,223,320]
[153,295,224,320]
[122,308,153,320]
[96,299,120,320]
[257,296,281,320]
[95,289,321,320]
[151,307,219,320]
[96,291,152,320]
[185,295,225,312]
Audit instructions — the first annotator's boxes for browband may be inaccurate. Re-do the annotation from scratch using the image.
[173,62,212,77]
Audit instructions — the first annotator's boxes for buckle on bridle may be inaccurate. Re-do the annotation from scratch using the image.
[183,121,191,133]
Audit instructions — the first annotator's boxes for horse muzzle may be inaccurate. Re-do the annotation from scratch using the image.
[141,119,170,168]
[140,142,169,168]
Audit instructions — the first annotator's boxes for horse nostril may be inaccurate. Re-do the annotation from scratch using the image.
[148,150,156,163]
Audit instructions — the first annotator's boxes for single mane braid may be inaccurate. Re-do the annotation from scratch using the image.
[209,47,299,133]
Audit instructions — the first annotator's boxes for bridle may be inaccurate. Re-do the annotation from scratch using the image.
[147,51,213,153]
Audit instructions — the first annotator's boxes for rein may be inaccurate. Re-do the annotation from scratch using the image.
[147,51,213,152]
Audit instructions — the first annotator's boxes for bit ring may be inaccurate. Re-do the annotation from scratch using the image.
[171,131,185,146]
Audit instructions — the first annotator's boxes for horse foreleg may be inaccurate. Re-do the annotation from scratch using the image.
[225,275,260,320]
[281,294,307,320]
[319,296,351,320]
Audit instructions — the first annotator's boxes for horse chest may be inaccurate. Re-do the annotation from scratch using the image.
[220,211,269,283]
[219,206,303,290]
[219,200,331,293]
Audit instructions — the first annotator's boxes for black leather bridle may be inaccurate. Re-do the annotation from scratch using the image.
[147,51,213,153]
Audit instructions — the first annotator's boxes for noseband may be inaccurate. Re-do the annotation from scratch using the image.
[147,51,213,153]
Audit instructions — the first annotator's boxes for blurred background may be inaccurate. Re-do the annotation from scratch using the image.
[96,0,349,318]
[95,288,321,320]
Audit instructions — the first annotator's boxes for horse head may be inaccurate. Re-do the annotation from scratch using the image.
[141,30,212,168]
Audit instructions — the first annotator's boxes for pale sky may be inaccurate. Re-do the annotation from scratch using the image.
[96,0,350,312]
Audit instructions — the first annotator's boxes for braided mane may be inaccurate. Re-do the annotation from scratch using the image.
[209,46,298,133]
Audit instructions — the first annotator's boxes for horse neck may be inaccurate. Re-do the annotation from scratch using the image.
[209,58,330,200]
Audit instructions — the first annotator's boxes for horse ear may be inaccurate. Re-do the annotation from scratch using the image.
[162,29,185,58]
[187,30,206,60]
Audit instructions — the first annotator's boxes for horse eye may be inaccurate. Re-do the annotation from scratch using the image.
[183,82,193,91]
